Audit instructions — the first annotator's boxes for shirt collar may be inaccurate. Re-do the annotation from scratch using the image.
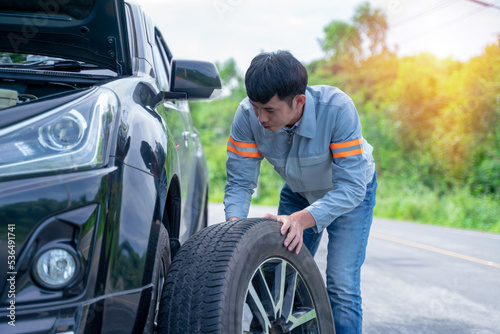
[295,88,316,139]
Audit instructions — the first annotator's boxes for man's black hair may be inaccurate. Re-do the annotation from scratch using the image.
[245,50,308,106]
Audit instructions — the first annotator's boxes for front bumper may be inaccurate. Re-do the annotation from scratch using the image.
[0,167,116,333]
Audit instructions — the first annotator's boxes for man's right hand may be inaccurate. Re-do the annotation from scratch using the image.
[227,217,240,222]
[263,210,316,254]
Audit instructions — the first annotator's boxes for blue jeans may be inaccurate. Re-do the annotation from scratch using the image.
[278,171,377,334]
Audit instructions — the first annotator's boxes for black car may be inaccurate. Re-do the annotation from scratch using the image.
[0,1,334,333]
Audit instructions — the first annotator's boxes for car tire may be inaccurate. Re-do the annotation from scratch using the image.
[157,218,335,333]
[144,222,170,334]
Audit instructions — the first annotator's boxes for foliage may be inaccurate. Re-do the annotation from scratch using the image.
[375,177,500,233]
[319,2,388,66]
[1,53,26,63]
[189,3,500,233]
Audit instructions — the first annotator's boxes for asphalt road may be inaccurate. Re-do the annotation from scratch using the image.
[208,203,500,334]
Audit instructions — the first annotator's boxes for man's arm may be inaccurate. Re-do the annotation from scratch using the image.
[303,99,373,232]
[224,101,264,221]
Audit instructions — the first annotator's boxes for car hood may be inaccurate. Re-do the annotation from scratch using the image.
[0,0,131,75]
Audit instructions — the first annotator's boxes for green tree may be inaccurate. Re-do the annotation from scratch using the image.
[313,1,395,100]
[320,21,361,64]
[437,37,500,194]
[319,2,388,64]
[352,2,388,57]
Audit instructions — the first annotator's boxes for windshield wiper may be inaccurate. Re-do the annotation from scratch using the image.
[0,60,100,71]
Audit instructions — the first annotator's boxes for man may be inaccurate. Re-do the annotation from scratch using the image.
[224,50,377,334]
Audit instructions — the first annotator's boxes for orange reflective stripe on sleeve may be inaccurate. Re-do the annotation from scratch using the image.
[332,148,364,158]
[228,137,258,149]
[330,138,363,149]
[330,138,364,158]
[227,137,262,158]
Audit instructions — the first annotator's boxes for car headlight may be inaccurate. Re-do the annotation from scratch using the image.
[0,88,118,178]
[39,109,88,151]
[34,248,78,289]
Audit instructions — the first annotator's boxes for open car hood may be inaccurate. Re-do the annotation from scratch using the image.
[0,0,131,75]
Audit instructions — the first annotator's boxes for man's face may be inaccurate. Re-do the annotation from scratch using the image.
[249,94,306,132]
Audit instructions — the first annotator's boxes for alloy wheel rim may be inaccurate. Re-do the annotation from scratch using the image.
[242,257,319,333]
[153,256,167,333]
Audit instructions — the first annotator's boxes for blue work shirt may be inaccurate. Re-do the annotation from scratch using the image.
[224,85,375,232]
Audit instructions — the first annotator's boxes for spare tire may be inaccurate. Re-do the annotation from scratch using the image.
[158,218,335,333]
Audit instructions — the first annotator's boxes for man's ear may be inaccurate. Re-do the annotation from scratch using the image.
[294,94,306,108]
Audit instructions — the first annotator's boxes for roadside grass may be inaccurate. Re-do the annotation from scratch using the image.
[375,177,500,233]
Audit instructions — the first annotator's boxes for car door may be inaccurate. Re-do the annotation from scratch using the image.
[151,29,196,229]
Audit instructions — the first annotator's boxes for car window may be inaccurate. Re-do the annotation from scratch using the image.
[152,43,169,90]
[155,30,173,67]
[125,4,137,61]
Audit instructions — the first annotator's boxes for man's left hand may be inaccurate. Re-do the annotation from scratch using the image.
[263,210,316,254]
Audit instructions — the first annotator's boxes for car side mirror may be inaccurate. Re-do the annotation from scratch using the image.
[171,59,222,100]
[152,59,222,109]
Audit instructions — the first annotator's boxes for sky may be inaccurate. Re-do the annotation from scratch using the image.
[138,0,500,72]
